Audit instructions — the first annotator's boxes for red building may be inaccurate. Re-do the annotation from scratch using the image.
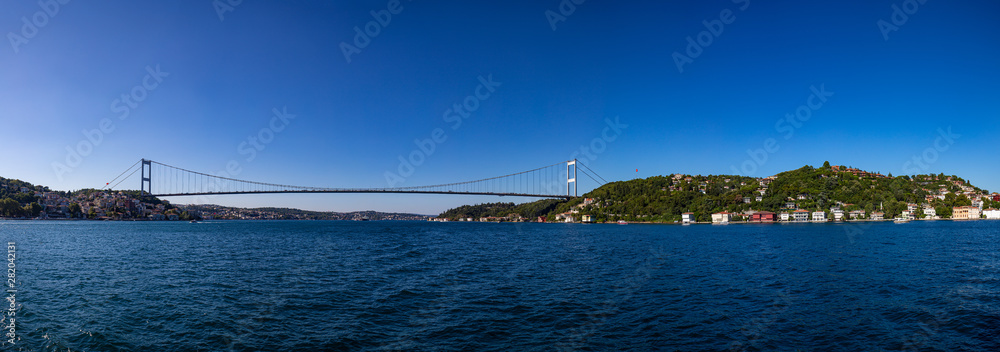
[993,193,1000,202]
[751,211,777,222]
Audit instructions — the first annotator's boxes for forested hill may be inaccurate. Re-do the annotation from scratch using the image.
[438,199,563,220]
[438,163,998,223]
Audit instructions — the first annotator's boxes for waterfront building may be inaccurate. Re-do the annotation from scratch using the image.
[682,212,696,224]
[812,211,826,222]
[871,212,884,221]
[793,210,810,222]
[952,206,981,220]
[832,209,845,221]
[581,215,593,223]
[984,209,1000,219]
[554,212,575,222]
[780,212,791,221]
[849,210,866,220]
[751,211,777,222]
[923,206,936,218]
[711,212,733,223]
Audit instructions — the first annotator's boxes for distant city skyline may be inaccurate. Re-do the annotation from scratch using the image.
[2,0,998,214]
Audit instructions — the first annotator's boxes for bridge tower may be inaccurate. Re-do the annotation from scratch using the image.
[140,159,152,195]
[567,159,577,197]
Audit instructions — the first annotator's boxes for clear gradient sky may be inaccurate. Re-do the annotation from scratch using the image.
[1,0,998,215]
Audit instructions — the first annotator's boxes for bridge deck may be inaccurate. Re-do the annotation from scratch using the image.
[152,190,575,199]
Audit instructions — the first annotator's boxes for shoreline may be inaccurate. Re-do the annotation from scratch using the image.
[432,218,998,224]
[597,218,997,225]
[5,218,996,223]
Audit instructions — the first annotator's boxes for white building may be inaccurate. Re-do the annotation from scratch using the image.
[871,212,884,221]
[901,210,915,220]
[780,212,791,221]
[923,206,937,218]
[711,212,733,223]
[984,209,1000,219]
[792,210,810,222]
[832,209,845,221]
[682,213,696,224]
[849,210,866,220]
[554,212,575,223]
[812,211,826,222]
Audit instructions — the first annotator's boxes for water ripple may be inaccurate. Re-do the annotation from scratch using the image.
[2,220,1000,351]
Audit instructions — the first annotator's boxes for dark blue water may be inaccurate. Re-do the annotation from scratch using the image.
[1,220,998,351]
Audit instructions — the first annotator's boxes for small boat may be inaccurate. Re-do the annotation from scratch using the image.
[617,220,627,225]
[190,220,198,223]
[893,218,910,223]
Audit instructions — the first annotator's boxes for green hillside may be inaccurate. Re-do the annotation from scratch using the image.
[438,162,999,223]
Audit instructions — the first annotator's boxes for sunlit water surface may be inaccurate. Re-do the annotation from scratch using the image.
[1,220,998,351]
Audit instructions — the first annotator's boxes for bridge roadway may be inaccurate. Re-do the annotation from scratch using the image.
[151,190,575,199]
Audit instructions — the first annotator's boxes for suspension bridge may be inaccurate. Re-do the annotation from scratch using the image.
[103,159,608,199]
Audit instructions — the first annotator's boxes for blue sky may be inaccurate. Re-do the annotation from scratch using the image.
[1,0,998,214]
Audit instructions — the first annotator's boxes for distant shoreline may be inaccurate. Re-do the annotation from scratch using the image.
[0,218,426,222]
